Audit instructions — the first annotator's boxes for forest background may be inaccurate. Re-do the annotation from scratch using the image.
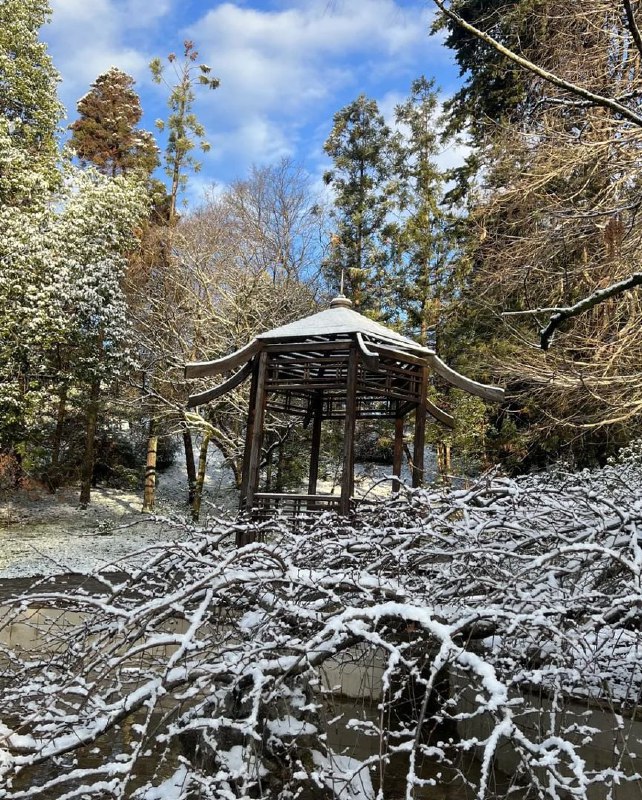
[2,0,642,516]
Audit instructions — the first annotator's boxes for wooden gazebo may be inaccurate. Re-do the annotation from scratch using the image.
[185,296,504,517]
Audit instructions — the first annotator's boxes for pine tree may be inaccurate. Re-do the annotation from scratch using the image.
[323,95,394,317]
[150,40,219,222]
[69,67,158,177]
[391,77,452,346]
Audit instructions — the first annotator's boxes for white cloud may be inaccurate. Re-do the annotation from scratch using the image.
[43,0,462,198]
[186,0,439,170]
[47,0,171,116]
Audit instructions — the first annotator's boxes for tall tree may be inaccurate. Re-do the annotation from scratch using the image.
[69,67,158,178]
[391,76,453,345]
[224,158,325,287]
[432,0,538,202]
[150,40,219,222]
[435,0,642,466]
[0,0,62,168]
[133,165,321,517]
[131,41,219,511]
[323,94,394,316]
[0,0,60,482]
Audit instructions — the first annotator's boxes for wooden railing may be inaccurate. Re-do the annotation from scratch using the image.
[251,493,347,521]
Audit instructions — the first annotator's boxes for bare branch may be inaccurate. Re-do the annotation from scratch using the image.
[623,0,642,62]
[431,0,642,128]
[539,272,642,350]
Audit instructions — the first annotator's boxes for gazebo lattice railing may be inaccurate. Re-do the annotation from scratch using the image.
[185,296,504,518]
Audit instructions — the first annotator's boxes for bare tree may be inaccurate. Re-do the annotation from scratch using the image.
[128,165,323,517]
[434,0,642,448]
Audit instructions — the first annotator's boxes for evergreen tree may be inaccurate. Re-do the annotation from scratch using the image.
[323,94,394,316]
[391,76,452,346]
[437,0,642,467]
[150,40,219,222]
[433,0,539,201]
[0,0,62,161]
[69,67,158,177]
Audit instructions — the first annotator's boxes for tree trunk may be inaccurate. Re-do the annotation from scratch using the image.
[191,431,211,522]
[142,420,158,513]
[79,380,100,508]
[182,425,197,504]
[49,384,68,493]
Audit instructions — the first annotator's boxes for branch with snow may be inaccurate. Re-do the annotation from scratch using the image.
[504,273,642,350]
[1,453,642,798]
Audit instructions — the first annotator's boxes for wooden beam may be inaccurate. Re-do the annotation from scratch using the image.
[371,342,428,367]
[245,350,269,513]
[263,340,352,354]
[426,397,455,429]
[185,339,262,379]
[427,353,505,403]
[239,357,260,511]
[412,365,429,488]
[186,358,254,408]
[356,332,380,371]
[340,347,358,516]
[308,393,323,495]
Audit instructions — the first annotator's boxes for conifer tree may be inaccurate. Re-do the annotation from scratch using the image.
[323,95,394,316]
[391,76,452,346]
[0,0,62,164]
[69,67,158,178]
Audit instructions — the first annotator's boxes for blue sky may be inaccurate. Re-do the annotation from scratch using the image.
[46,0,465,208]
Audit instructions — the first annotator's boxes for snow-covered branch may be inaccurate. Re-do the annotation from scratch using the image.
[2,452,642,797]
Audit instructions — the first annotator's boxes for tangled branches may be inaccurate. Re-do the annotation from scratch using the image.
[1,454,642,798]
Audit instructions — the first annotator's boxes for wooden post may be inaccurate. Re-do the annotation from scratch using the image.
[308,393,323,496]
[392,414,404,494]
[412,365,429,488]
[239,357,260,510]
[245,350,269,513]
[340,348,358,516]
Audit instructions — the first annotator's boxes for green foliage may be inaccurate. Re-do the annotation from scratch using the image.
[69,67,159,177]
[323,94,395,317]
[150,40,219,220]
[433,0,541,201]
[389,76,455,343]
[0,0,62,166]
[0,159,148,478]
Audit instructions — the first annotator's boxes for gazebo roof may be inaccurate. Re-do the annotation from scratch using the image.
[185,297,505,408]
[257,296,429,354]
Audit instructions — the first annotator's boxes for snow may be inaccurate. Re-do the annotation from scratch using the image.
[266,716,317,737]
[2,450,642,798]
[140,765,189,799]
[312,751,374,800]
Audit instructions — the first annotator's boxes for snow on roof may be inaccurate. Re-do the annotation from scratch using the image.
[257,296,432,354]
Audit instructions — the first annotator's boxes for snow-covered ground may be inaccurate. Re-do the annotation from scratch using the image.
[0,455,201,578]
[0,446,440,578]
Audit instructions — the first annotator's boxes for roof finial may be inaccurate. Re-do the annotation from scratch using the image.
[330,274,353,308]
